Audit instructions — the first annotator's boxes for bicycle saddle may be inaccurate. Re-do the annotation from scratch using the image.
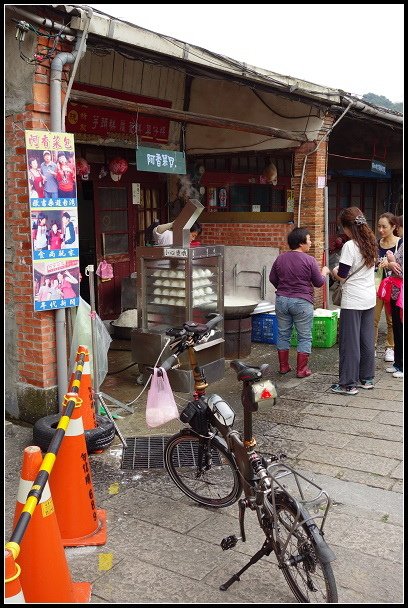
[230,360,270,382]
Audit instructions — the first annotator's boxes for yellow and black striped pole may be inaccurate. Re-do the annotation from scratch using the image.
[5,353,86,558]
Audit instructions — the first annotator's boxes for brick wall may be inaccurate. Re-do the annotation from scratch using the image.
[292,115,334,307]
[5,33,72,420]
[202,222,293,250]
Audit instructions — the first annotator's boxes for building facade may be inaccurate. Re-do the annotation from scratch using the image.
[5,5,403,422]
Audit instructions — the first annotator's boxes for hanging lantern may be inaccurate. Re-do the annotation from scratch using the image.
[109,157,128,182]
[76,157,91,180]
[262,161,278,185]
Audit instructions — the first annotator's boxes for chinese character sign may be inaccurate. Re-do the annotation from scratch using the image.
[25,130,80,311]
[136,147,186,174]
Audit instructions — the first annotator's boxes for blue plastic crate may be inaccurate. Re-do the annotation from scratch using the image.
[251,313,278,344]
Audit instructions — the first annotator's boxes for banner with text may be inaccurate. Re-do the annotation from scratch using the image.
[25,130,80,311]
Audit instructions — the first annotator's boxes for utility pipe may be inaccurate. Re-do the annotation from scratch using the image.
[297,99,354,227]
[61,7,93,127]
[9,6,76,36]
[339,93,403,125]
[323,186,330,308]
[49,6,93,406]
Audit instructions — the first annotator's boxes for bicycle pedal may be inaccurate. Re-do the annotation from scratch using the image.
[221,535,239,550]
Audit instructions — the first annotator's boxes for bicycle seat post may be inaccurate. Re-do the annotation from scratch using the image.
[242,384,255,449]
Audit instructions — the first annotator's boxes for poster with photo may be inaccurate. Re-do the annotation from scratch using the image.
[25,130,80,311]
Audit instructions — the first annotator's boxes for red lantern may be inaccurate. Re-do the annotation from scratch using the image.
[76,157,91,180]
[109,157,128,181]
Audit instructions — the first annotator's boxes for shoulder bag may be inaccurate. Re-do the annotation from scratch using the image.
[332,262,366,307]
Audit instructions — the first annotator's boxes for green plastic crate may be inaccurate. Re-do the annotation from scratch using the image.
[290,311,339,348]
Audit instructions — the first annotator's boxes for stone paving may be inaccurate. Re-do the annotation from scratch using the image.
[5,322,404,604]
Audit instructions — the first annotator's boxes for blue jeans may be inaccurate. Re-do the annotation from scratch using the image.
[275,295,314,353]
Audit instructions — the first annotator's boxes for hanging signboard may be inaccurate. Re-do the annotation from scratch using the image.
[66,82,171,143]
[67,103,170,143]
[136,146,186,174]
[25,130,80,311]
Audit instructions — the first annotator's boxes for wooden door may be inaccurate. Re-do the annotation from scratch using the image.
[94,174,166,319]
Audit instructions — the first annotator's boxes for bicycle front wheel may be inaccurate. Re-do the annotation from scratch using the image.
[274,497,338,603]
[164,431,242,508]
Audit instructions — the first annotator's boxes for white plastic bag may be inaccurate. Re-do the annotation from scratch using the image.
[69,297,112,387]
[146,367,179,428]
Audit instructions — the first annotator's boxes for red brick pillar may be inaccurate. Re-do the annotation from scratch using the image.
[5,35,73,423]
[292,115,334,307]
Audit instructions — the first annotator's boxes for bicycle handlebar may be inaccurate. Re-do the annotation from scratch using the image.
[148,314,224,375]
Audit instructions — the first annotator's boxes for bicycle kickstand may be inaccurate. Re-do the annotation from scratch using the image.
[219,540,273,591]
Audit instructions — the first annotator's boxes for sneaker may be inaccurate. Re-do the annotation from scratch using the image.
[392,370,403,378]
[357,379,374,389]
[384,348,395,362]
[330,384,359,395]
[386,365,398,373]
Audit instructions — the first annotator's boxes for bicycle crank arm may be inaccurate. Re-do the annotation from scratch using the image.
[238,497,247,542]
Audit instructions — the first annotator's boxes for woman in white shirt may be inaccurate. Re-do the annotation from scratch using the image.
[330,207,377,395]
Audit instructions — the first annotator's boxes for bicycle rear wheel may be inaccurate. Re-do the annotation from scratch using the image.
[164,431,242,508]
[273,496,338,603]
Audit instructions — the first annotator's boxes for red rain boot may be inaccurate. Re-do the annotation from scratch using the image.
[277,350,292,374]
[296,352,312,378]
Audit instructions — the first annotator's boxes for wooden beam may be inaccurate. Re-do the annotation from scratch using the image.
[69,90,307,143]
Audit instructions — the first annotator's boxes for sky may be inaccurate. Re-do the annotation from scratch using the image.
[87,4,404,102]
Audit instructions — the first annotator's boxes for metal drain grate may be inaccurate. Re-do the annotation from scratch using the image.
[121,436,221,470]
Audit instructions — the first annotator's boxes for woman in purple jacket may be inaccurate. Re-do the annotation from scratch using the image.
[269,227,330,378]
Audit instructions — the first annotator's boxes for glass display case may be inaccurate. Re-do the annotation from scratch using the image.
[132,244,225,392]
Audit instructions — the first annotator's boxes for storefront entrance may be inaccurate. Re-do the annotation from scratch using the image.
[77,162,166,319]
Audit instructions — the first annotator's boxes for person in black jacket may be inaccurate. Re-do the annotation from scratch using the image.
[61,211,77,248]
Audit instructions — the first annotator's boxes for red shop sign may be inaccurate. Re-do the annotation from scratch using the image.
[66,83,171,143]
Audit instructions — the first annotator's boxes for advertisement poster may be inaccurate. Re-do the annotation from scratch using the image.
[25,130,80,311]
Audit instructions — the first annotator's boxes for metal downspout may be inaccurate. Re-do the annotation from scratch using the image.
[49,7,93,406]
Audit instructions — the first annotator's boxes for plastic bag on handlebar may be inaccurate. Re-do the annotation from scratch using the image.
[146,367,179,428]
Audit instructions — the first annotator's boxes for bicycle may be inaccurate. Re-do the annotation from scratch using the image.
[151,313,338,603]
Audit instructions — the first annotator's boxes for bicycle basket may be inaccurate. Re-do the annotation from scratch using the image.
[179,397,209,435]
[206,394,235,427]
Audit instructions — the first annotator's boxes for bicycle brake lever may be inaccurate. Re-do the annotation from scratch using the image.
[197,329,215,344]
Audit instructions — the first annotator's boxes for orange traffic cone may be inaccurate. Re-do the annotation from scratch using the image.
[49,393,107,547]
[69,345,97,431]
[4,549,25,603]
[12,446,91,603]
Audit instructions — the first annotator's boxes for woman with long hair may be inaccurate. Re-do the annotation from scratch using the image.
[383,215,403,379]
[330,207,377,394]
[374,212,402,362]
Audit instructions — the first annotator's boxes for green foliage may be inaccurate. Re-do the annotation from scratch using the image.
[362,93,403,113]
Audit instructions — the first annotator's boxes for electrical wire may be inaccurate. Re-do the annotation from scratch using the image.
[106,361,138,376]
[112,337,171,407]
[14,16,73,65]
[252,89,321,120]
